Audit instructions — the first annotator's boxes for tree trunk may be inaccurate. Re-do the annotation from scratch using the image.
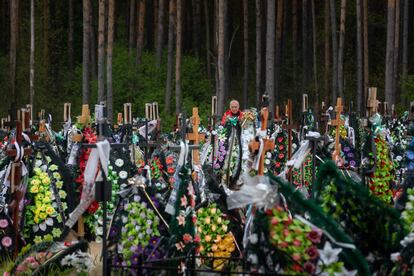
[311,0,318,111]
[153,0,158,48]
[217,0,226,116]
[356,0,363,115]
[165,0,175,114]
[193,0,201,57]
[265,0,276,113]
[98,0,106,103]
[392,0,400,104]
[385,0,396,105]
[10,0,18,104]
[292,0,298,97]
[156,0,165,67]
[255,0,262,107]
[302,0,309,92]
[43,0,49,69]
[30,0,35,110]
[68,0,74,77]
[175,0,183,115]
[275,0,283,103]
[324,0,330,105]
[402,0,408,102]
[337,0,347,100]
[242,0,248,109]
[107,0,114,122]
[90,4,97,78]
[362,0,369,109]
[330,0,339,103]
[82,0,91,104]
[204,0,212,79]
[129,0,135,55]
[136,0,146,66]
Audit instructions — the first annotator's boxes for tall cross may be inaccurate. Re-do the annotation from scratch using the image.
[274,105,282,125]
[63,103,71,122]
[248,108,275,175]
[302,94,309,113]
[186,107,205,165]
[77,104,91,127]
[6,120,33,257]
[330,97,345,165]
[282,99,296,162]
[123,103,132,125]
[366,87,379,117]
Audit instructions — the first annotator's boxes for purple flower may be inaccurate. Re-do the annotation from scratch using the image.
[347,153,354,158]
[130,254,140,266]
[343,147,350,152]
[304,261,316,274]
[306,246,319,260]
[0,219,9,229]
[349,160,356,167]
[307,228,322,244]
[1,236,12,247]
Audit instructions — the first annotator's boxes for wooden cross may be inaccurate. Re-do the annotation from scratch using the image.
[77,104,91,127]
[302,94,309,113]
[63,103,71,122]
[282,99,296,162]
[186,107,206,165]
[123,103,132,124]
[152,102,160,120]
[18,108,30,132]
[38,120,50,142]
[248,108,275,175]
[330,97,345,165]
[274,105,282,124]
[6,120,33,257]
[145,103,152,120]
[366,87,379,117]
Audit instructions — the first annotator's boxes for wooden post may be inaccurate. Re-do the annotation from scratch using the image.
[274,105,282,124]
[152,102,160,120]
[26,104,33,125]
[77,104,91,126]
[123,103,132,124]
[145,103,152,120]
[383,101,389,117]
[366,87,379,117]
[248,108,275,175]
[302,94,309,112]
[64,103,71,122]
[186,107,206,165]
[330,98,345,165]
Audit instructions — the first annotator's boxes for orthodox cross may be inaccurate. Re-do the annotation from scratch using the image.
[63,103,71,122]
[366,87,379,117]
[248,108,275,175]
[6,120,33,257]
[123,103,132,125]
[186,107,205,165]
[330,97,345,165]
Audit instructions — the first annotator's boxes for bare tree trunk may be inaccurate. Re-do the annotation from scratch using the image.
[136,0,146,66]
[90,4,97,78]
[193,0,201,57]
[43,0,49,69]
[330,0,339,103]
[275,0,283,103]
[302,0,309,92]
[82,0,91,104]
[68,0,74,77]
[242,0,248,109]
[337,0,346,100]
[175,0,183,115]
[156,0,165,67]
[107,0,114,122]
[392,0,400,104]
[356,0,363,115]
[10,0,18,104]
[385,0,396,105]
[324,0,331,105]
[362,0,369,109]
[255,0,262,107]
[217,0,226,116]
[153,0,158,48]
[30,0,35,110]
[265,0,276,113]
[129,0,135,55]
[311,0,318,110]
[402,0,408,102]
[292,0,298,97]
[98,0,106,102]
[165,0,175,114]
[204,0,212,79]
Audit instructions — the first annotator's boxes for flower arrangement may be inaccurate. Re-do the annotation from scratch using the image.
[272,132,288,175]
[24,154,67,244]
[60,250,94,273]
[119,200,161,265]
[151,156,163,180]
[341,141,359,169]
[164,152,177,188]
[0,215,13,255]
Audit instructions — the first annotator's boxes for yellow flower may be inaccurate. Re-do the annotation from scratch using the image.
[56,181,63,189]
[53,172,61,180]
[217,217,222,224]
[215,235,222,243]
[205,235,211,242]
[205,217,211,224]
[45,191,52,198]
[42,177,51,185]
[31,179,40,186]
[59,190,67,199]
[30,186,39,193]
[46,206,55,215]
[211,244,218,251]
[222,224,228,232]
[210,208,217,214]
[39,212,47,220]
[212,225,217,231]
[34,217,40,224]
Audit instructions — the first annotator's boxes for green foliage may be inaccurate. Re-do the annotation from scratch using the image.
[400,75,414,103]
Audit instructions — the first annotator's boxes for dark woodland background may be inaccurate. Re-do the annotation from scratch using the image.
[1,0,413,126]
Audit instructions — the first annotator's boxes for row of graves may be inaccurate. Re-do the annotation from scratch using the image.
[0,88,413,275]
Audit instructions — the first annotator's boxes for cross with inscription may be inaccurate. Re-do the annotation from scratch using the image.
[330,97,345,166]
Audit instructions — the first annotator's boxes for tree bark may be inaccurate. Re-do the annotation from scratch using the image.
[311,0,318,111]
[68,0,74,77]
[402,0,408,102]
[356,0,363,115]
[193,0,201,57]
[107,0,114,122]
[82,0,91,104]
[302,0,309,92]
[337,0,347,100]
[275,0,283,103]
[265,0,276,113]
[217,0,226,116]
[165,0,175,114]
[292,0,298,97]
[156,0,165,67]
[30,0,35,110]
[98,0,106,103]
[129,0,135,55]
[10,0,18,104]
[175,0,183,115]
[330,0,339,103]
[43,0,49,69]
[324,0,331,105]
[385,0,396,105]
[362,0,369,109]
[204,0,212,79]
[392,0,400,104]
[136,0,146,66]
[90,4,97,78]
[242,0,248,109]
[255,0,262,107]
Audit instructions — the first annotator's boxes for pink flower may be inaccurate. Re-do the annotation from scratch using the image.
[180,196,188,207]
[293,239,301,247]
[304,261,316,274]
[292,253,301,262]
[278,241,289,248]
[0,219,8,228]
[307,228,322,244]
[3,272,10,276]
[271,217,279,225]
[306,246,319,260]
[1,236,12,247]
[182,234,193,244]
[194,235,201,243]
[283,229,290,237]
[176,215,186,226]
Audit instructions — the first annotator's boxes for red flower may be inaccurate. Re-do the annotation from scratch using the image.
[87,201,100,214]
[291,264,303,272]
[275,162,281,168]
[278,153,285,159]
[166,156,174,165]
[278,145,284,151]
[182,234,193,244]
[277,137,284,143]
[194,235,201,243]
[304,262,316,274]
[167,167,175,174]
[307,228,322,244]
[306,246,319,260]
[278,241,288,248]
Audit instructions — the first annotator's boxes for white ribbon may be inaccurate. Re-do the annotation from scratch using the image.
[252,139,264,171]
[348,126,355,147]
[138,120,158,137]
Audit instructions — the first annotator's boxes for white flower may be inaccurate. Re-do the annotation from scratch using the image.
[119,171,128,179]
[247,254,258,264]
[406,202,413,210]
[318,241,342,266]
[248,233,258,244]
[115,159,124,167]
[390,252,401,262]
[334,267,357,276]
[396,156,403,162]
[96,227,103,236]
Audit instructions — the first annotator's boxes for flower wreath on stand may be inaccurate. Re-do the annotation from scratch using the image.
[271,129,288,176]
[23,152,68,245]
